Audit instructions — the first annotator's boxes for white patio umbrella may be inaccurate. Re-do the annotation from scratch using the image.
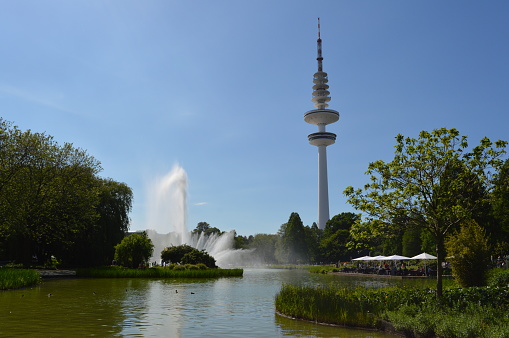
[352,256,372,261]
[410,252,437,274]
[410,252,437,260]
[385,254,411,260]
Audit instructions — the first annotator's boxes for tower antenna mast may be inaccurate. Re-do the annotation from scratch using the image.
[317,18,323,72]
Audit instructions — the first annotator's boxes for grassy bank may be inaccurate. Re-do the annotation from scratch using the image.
[308,265,340,274]
[275,284,509,337]
[76,265,243,278]
[0,268,40,290]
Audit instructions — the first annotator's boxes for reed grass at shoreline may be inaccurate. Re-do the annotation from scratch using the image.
[275,283,509,337]
[0,268,40,290]
[76,266,243,278]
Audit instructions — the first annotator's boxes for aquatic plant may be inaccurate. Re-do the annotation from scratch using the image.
[275,283,509,336]
[384,302,509,338]
[76,266,243,278]
[0,268,40,290]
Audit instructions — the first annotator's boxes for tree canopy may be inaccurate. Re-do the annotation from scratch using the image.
[79,178,133,266]
[161,244,217,268]
[193,222,222,236]
[445,220,491,287]
[0,118,133,267]
[318,212,359,263]
[491,159,509,246]
[161,244,195,264]
[275,212,309,264]
[114,232,154,268]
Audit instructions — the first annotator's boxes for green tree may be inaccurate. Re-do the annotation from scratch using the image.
[0,119,134,267]
[181,249,217,268]
[491,159,509,245]
[318,213,359,263]
[161,244,195,264]
[73,178,133,266]
[275,212,308,264]
[344,128,506,297]
[347,216,406,257]
[0,120,102,265]
[161,244,216,268]
[445,220,491,287]
[305,223,322,263]
[193,222,210,234]
[234,233,253,249]
[193,222,223,237]
[420,229,436,254]
[249,234,278,264]
[401,227,422,258]
[348,219,386,254]
[114,232,153,268]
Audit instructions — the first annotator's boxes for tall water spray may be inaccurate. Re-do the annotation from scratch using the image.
[145,164,254,267]
[146,165,189,244]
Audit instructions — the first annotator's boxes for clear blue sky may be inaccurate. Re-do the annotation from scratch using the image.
[1,1,508,236]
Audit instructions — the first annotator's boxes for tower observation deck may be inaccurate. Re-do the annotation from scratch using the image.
[304,19,340,229]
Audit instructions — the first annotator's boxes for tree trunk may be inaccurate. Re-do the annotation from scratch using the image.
[436,239,445,298]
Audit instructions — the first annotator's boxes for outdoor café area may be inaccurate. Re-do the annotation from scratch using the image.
[343,252,438,277]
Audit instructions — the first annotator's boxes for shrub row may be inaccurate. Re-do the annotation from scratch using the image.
[0,268,40,290]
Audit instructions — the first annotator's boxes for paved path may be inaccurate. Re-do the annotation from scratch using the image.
[38,269,76,278]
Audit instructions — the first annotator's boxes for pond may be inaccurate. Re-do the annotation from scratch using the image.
[0,269,418,337]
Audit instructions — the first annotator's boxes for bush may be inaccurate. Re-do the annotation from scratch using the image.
[114,232,154,268]
[161,244,195,264]
[445,220,491,287]
[196,263,207,270]
[181,249,217,268]
[486,268,509,287]
[161,244,217,268]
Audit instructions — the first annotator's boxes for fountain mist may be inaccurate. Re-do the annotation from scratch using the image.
[145,164,255,267]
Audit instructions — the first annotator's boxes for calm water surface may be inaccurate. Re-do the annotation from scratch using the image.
[0,269,407,337]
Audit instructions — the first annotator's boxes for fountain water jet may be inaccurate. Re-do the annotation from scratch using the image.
[145,164,255,267]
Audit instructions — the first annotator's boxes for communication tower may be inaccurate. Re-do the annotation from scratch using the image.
[304,18,340,229]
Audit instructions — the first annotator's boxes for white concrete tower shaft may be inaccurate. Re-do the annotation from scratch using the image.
[304,18,340,229]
